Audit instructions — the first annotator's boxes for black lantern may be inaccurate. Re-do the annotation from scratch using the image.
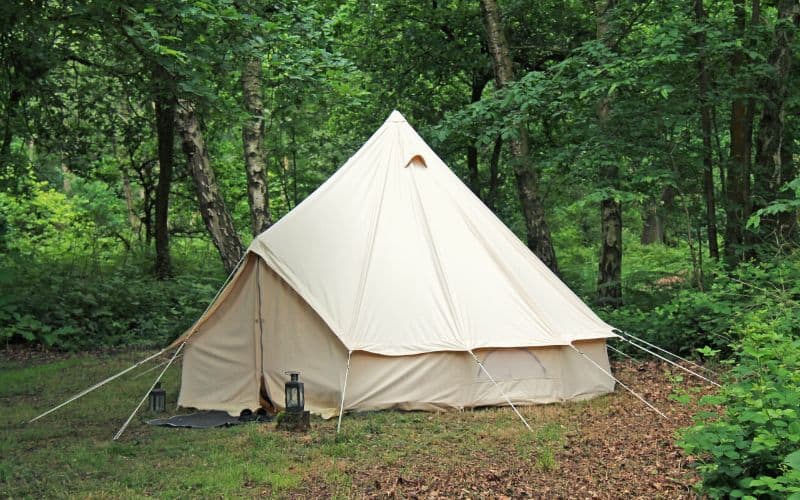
[284,371,304,413]
[148,382,167,413]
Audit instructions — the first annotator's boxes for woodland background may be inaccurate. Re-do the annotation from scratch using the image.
[1,0,799,496]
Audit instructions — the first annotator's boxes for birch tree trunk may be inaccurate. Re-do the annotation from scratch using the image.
[596,0,623,307]
[241,56,272,236]
[176,100,245,274]
[479,0,559,274]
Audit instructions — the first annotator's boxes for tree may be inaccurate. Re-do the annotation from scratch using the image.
[694,0,721,260]
[241,56,272,236]
[479,0,559,274]
[176,100,245,274]
[595,0,623,307]
[753,0,800,241]
[724,0,758,265]
[153,86,176,279]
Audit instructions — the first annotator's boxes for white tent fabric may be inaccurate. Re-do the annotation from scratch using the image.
[175,111,618,417]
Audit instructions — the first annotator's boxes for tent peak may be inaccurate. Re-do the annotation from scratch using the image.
[386,110,407,123]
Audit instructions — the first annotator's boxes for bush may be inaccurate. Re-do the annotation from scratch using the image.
[0,178,226,351]
[600,255,800,357]
[678,316,800,499]
[0,254,222,350]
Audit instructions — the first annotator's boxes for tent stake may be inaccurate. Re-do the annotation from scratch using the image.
[27,346,172,424]
[617,331,718,376]
[336,351,353,435]
[570,345,668,419]
[617,337,720,387]
[469,350,532,432]
[113,342,186,441]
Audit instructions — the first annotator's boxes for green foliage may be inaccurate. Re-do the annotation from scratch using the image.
[678,317,800,498]
[748,177,800,229]
[0,178,223,350]
[0,254,220,350]
[601,254,800,356]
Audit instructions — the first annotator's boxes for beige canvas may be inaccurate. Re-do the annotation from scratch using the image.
[176,111,618,418]
[179,257,614,417]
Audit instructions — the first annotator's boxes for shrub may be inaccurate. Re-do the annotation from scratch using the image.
[0,179,226,351]
[0,253,223,351]
[600,255,800,357]
[678,316,800,499]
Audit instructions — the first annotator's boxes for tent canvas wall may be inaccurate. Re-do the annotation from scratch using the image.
[173,111,618,418]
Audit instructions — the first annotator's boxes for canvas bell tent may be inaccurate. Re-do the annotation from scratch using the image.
[29,112,720,437]
[169,111,618,419]
[29,111,624,434]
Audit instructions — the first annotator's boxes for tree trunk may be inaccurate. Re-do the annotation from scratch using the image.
[137,159,156,245]
[598,198,623,305]
[466,145,480,198]
[641,204,666,245]
[695,0,720,260]
[479,0,559,273]
[1,89,21,159]
[641,186,678,245]
[724,0,755,265]
[596,0,623,307]
[466,72,490,198]
[241,57,272,236]
[176,100,245,274]
[754,0,799,240]
[486,135,503,211]
[120,167,140,230]
[153,93,175,279]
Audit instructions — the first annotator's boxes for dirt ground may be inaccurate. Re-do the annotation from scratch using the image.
[294,360,713,499]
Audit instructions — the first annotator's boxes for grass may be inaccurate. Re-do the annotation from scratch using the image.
[1,351,703,497]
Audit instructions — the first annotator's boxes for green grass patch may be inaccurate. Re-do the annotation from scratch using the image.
[2,351,670,497]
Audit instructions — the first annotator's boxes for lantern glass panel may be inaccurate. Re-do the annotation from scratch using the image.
[284,372,305,412]
[149,382,166,413]
[287,387,299,408]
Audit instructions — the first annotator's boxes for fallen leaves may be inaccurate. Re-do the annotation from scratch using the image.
[295,359,715,499]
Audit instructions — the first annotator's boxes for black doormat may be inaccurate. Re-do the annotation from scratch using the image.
[147,410,272,429]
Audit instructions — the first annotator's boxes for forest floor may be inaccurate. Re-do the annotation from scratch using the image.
[0,350,715,498]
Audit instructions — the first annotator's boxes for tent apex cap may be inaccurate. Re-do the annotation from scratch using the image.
[387,110,407,123]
